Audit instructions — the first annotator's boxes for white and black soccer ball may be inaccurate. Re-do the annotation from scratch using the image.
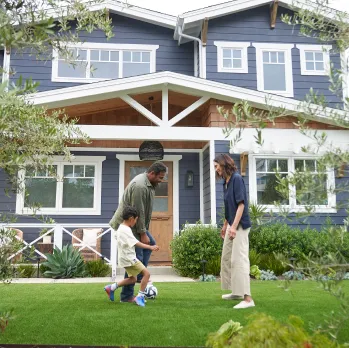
[144,283,158,299]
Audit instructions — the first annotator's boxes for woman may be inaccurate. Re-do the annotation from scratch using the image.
[214,154,255,309]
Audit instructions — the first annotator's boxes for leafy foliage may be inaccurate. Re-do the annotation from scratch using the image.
[42,244,86,279]
[85,259,110,277]
[171,223,222,278]
[206,320,243,348]
[205,255,221,276]
[250,265,261,280]
[283,271,305,281]
[260,270,278,281]
[199,274,217,282]
[0,309,14,333]
[16,264,36,278]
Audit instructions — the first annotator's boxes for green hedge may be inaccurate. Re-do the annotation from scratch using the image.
[171,224,222,278]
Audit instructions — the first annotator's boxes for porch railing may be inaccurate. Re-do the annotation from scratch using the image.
[2,223,118,280]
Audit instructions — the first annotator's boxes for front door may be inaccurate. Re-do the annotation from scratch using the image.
[125,161,173,264]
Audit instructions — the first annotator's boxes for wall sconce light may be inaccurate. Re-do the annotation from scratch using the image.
[186,170,194,188]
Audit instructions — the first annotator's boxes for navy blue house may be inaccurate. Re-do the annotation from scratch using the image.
[2,0,348,268]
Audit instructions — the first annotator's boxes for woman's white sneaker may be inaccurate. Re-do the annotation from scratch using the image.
[222,293,243,300]
[233,300,255,309]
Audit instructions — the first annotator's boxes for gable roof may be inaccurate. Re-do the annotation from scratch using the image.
[28,71,347,127]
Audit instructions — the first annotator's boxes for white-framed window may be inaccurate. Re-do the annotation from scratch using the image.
[16,156,106,215]
[214,41,250,73]
[249,155,336,213]
[52,43,159,83]
[253,43,294,97]
[296,44,332,76]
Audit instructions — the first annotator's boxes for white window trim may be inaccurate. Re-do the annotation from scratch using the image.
[296,44,332,76]
[214,41,250,73]
[16,156,106,215]
[253,43,294,98]
[52,43,159,83]
[248,154,337,214]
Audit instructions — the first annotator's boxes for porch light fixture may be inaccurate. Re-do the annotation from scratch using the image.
[186,170,194,188]
[139,141,164,161]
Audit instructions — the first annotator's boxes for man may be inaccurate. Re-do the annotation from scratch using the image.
[109,161,167,303]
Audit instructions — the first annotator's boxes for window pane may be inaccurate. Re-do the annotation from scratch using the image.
[124,51,131,62]
[256,173,288,205]
[270,52,277,63]
[74,165,84,178]
[278,160,288,172]
[91,62,119,79]
[155,182,168,196]
[90,50,99,61]
[233,59,242,68]
[77,49,87,60]
[130,167,147,181]
[278,52,285,63]
[263,51,269,63]
[305,52,314,60]
[306,61,315,70]
[296,175,328,205]
[256,159,266,172]
[110,51,119,61]
[233,50,241,58]
[58,61,86,78]
[25,178,57,208]
[223,49,231,58]
[315,62,324,71]
[123,63,150,77]
[26,167,36,177]
[295,160,304,171]
[142,52,150,62]
[101,50,109,61]
[153,197,168,212]
[315,52,323,61]
[263,64,286,91]
[63,178,94,208]
[85,166,95,177]
[133,52,141,62]
[305,160,316,172]
[267,159,277,172]
[223,59,232,68]
[64,165,74,177]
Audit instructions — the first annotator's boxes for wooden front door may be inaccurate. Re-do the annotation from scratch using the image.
[125,161,173,264]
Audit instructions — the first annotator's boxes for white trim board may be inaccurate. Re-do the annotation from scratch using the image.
[28,71,348,127]
[115,154,182,234]
[2,48,10,84]
[209,140,217,225]
[69,147,204,153]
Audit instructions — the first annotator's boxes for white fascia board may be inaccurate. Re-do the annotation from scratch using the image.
[28,71,348,126]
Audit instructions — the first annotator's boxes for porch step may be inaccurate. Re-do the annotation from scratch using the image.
[114,266,177,276]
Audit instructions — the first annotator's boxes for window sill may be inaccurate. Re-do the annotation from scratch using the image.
[260,206,337,214]
[52,77,111,84]
[217,67,248,74]
[16,208,102,216]
[300,70,328,76]
[258,89,294,98]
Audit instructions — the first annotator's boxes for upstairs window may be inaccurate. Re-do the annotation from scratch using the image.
[253,43,294,97]
[214,41,250,73]
[296,44,332,76]
[52,43,159,83]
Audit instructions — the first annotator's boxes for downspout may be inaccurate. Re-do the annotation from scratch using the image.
[2,46,11,87]
[177,25,203,78]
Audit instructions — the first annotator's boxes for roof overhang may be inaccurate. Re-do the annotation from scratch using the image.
[175,0,348,42]
[27,71,347,127]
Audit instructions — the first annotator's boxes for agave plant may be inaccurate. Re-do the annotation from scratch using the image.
[42,244,86,279]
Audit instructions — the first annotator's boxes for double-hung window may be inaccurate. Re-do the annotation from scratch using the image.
[214,41,250,73]
[249,155,336,213]
[253,43,294,97]
[52,43,159,83]
[16,156,106,215]
[296,44,332,76]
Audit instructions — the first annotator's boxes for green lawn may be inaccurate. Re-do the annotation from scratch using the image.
[0,281,348,347]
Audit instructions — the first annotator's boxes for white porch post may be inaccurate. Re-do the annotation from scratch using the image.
[54,224,63,250]
[110,228,117,281]
[209,140,217,225]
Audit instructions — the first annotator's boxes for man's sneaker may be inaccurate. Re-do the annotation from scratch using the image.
[104,285,115,302]
[233,300,255,309]
[135,295,146,307]
[120,296,136,303]
[222,293,243,300]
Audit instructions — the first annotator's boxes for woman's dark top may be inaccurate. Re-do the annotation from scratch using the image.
[223,172,251,229]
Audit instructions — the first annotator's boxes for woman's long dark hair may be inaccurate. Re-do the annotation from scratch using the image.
[214,154,237,180]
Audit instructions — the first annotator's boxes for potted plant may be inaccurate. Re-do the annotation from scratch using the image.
[40,228,53,244]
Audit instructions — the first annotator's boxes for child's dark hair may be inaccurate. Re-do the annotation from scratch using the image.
[122,205,138,220]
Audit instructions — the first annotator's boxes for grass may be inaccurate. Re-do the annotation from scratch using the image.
[0,281,348,347]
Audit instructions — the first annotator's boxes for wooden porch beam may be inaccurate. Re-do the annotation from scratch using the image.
[270,0,279,29]
[168,96,210,127]
[201,18,209,46]
[119,94,163,126]
[162,87,169,123]
[240,152,248,176]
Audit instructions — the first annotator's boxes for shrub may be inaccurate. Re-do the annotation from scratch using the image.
[260,270,277,280]
[0,310,14,333]
[259,253,288,276]
[171,223,222,278]
[205,255,221,276]
[283,270,305,280]
[42,244,86,279]
[39,263,50,277]
[249,249,261,266]
[16,264,36,278]
[250,265,261,280]
[199,274,217,282]
[85,259,110,277]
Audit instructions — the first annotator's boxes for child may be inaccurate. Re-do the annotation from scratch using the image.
[104,205,159,307]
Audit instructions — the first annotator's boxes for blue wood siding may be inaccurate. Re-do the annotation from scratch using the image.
[207,5,342,107]
[0,50,3,83]
[10,14,194,92]
[203,147,211,224]
[215,140,349,229]
[0,151,200,256]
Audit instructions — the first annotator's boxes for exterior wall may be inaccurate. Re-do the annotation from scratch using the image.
[206,5,342,107]
[203,147,211,223]
[10,14,194,92]
[0,50,3,82]
[215,140,349,229]
[0,151,200,256]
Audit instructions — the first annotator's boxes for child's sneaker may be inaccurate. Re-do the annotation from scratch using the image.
[104,285,115,302]
[135,295,146,307]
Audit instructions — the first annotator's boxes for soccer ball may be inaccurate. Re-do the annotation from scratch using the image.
[144,283,158,299]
